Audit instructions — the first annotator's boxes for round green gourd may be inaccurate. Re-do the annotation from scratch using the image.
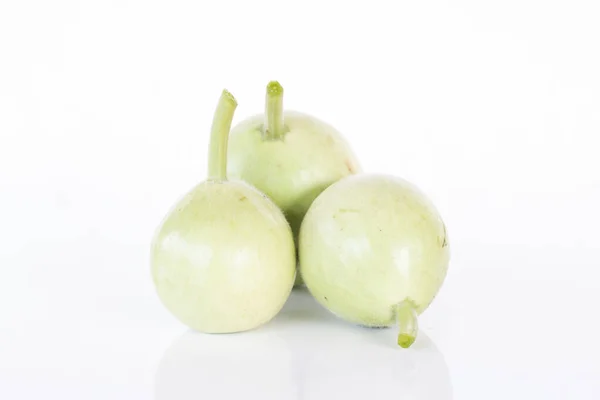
[299,174,450,348]
[227,81,361,285]
[151,90,296,333]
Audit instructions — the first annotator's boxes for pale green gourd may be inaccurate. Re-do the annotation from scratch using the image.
[299,174,450,348]
[227,81,361,285]
[150,90,296,333]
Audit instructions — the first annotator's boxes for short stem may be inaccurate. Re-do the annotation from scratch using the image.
[207,89,237,181]
[396,300,418,348]
[264,81,285,140]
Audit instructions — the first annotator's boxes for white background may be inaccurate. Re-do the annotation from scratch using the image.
[1,0,599,399]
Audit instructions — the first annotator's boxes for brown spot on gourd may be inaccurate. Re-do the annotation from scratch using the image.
[345,159,356,173]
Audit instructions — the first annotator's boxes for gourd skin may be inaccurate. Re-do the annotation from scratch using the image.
[151,180,296,333]
[299,174,449,328]
[227,111,361,286]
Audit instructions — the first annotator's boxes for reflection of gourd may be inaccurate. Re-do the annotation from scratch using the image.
[154,331,295,400]
[281,290,452,399]
[227,81,361,286]
[299,174,450,347]
[151,90,296,333]
[301,330,453,400]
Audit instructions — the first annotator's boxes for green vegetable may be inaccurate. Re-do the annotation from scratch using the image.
[299,174,450,347]
[227,81,361,285]
[151,90,296,333]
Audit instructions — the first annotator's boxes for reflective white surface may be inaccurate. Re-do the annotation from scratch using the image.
[2,0,600,398]
[1,238,599,399]
[155,292,452,400]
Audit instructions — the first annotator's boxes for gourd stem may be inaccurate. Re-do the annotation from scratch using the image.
[396,300,418,348]
[207,89,237,180]
[264,81,285,140]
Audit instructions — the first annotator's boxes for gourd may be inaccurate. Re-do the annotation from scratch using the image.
[227,81,361,285]
[150,90,296,333]
[299,174,450,347]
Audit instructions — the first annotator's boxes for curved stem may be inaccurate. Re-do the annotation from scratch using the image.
[264,81,285,140]
[396,300,418,348]
[208,89,237,181]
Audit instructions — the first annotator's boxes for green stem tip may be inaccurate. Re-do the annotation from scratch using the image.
[267,80,284,96]
[207,89,237,181]
[264,80,285,140]
[396,300,418,348]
